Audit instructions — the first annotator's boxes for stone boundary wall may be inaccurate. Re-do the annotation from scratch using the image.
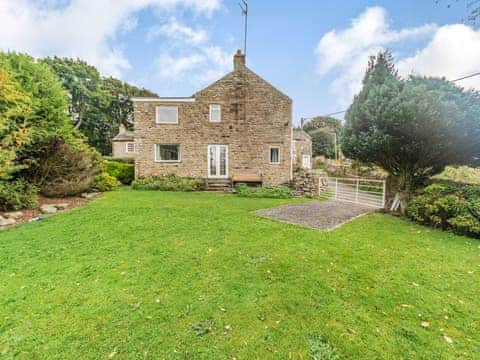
[290,170,322,197]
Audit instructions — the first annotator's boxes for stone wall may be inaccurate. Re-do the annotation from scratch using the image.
[290,170,321,197]
[134,52,292,185]
[112,140,135,160]
[293,139,312,168]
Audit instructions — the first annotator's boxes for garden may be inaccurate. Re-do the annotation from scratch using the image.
[1,49,480,359]
[0,189,479,358]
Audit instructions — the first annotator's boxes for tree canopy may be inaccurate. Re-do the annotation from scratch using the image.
[301,116,341,158]
[0,53,82,180]
[342,51,480,201]
[0,67,32,178]
[41,57,157,155]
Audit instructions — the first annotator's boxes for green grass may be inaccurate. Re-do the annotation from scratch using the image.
[0,189,479,359]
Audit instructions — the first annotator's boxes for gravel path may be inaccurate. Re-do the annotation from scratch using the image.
[253,200,374,231]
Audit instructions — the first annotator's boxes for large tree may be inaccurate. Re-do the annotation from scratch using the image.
[0,52,100,200]
[42,57,157,155]
[342,52,480,210]
[0,68,32,179]
[302,116,341,158]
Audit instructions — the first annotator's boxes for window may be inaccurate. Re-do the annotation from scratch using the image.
[126,142,136,153]
[269,147,280,164]
[156,106,178,124]
[155,144,181,162]
[209,104,221,122]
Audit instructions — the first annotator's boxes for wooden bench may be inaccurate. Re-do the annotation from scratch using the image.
[232,173,263,184]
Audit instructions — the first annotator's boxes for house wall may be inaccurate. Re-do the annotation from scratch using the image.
[134,63,292,185]
[112,141,135,160]
[293,139,312,168]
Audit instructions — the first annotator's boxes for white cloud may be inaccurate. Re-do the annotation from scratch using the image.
[0,0,222,77]
[122,16,139,34]
[157,53,205,78]
[397,24,480,90]
[315,6,437,107]
[155,45,232,85]
[147,17,208,45]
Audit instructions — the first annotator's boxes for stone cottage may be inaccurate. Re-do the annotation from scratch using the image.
[112,124,136,160]
[132,50,309,187]
[293,129,312,169]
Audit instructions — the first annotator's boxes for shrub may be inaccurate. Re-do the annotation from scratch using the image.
[436,166,480,185]
[407,183,480,238]
[94,172,118,192]
[0,180,38,211]
[105,160,134,185]
[132,175,207,192]
[22,138,101,197]
[235,183,293,199]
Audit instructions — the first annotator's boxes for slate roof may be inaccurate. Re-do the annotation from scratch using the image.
[293,129,311,141]
[112,130,134,141]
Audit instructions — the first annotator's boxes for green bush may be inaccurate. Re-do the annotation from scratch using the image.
[235,183,293,199]
[435,166,480,185]
[94,172,118,192]
[407,183,480,238]
[27,139,101,197]
[132,175,207,192]
[0,180,38,211]
[105,160,134,185]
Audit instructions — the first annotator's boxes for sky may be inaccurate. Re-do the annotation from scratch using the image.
[0,0,479,124]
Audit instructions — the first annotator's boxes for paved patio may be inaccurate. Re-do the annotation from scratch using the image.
[253,199,374,231]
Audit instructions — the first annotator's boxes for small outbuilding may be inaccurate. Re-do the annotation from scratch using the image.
[293,129,312,169]
[112,124,136,160]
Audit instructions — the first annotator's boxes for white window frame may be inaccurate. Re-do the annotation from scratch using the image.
[302,154,311,169]
[154,144,181,163]
[209,104,221,122]
[269,146,281,164]
[155,106,178,124]
[125,142,136,153]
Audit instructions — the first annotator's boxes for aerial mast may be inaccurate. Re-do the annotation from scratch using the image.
[239,0,248,55]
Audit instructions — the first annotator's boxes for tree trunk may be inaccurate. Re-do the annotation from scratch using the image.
[389,171,415,214]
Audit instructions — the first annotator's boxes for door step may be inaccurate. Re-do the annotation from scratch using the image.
[207,178,233,192]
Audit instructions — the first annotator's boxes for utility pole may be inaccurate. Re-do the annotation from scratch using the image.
[239,0,248,55]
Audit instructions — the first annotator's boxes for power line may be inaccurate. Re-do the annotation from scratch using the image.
[452,72,480,82]
[311,71,480,119]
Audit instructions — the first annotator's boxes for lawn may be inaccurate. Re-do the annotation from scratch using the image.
[0,189,479,359]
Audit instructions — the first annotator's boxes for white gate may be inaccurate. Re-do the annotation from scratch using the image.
[322,177,386,209]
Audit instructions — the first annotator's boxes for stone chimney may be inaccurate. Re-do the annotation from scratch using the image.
[118,123,126,135]
[233,49,246,71]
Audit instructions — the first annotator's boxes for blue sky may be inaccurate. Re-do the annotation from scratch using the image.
[1,0,479,123]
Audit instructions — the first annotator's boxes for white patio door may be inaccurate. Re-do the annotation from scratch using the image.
[208,145,228,178]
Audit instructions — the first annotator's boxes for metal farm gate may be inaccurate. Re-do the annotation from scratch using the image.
[322,177,386,209]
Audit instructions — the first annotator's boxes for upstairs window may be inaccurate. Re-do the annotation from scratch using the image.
[269,147,280,164]
[209,104,221,122]
[156,106,178,124]
[155,144,181,162]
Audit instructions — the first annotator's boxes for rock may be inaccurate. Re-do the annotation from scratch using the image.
[4,211,23,219]
[81,192,100,199]
[0,216,16,227]
[53,203,69,210]
[40,205,57,214]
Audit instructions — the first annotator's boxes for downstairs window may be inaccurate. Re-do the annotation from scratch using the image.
[155,144,181,162]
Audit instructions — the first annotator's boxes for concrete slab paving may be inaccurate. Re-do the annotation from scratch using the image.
[253,199,374,231]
